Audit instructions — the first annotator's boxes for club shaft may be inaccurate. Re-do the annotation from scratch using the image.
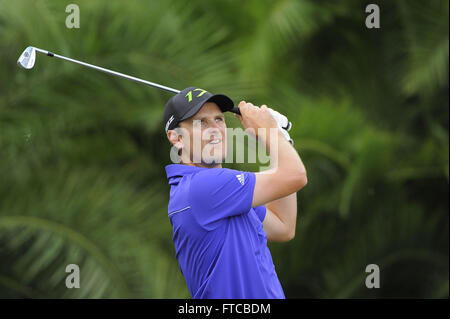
[33,48,181,94]
[31,47,241,114]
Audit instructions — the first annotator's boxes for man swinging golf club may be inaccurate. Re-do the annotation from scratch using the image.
[17,46,307,299]
[163,87,307,299]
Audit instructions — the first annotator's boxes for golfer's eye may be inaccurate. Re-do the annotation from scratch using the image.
[215,117,223,123]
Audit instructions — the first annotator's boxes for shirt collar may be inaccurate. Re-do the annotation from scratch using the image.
[165,164,208,179]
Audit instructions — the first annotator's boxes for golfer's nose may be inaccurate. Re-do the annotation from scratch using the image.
[204,123,222,139]
[208,120,221,130]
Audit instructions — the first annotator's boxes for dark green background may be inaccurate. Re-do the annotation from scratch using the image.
[0,0,448,298]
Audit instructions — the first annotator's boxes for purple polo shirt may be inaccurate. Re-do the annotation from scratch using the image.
[165,164,285,299]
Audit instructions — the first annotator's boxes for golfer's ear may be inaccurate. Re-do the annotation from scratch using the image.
[167,129,183,150]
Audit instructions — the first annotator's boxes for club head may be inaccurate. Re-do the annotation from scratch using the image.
[17,46,36,69]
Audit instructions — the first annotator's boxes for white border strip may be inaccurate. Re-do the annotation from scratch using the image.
[168,206,191,217]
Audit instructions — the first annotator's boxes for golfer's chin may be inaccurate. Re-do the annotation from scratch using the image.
[201,148,227,167]
[201,154,226,167]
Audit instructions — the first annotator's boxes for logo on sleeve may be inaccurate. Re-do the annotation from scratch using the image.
[236,173,245,185]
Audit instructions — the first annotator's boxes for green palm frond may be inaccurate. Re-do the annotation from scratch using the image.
[0,0,447,299]
[397,0,449,95]
[0,218,125,298]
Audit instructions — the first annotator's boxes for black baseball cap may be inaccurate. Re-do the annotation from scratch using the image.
[163,87,234,132]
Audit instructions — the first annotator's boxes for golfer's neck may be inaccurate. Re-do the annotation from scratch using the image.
[181,161,222,169]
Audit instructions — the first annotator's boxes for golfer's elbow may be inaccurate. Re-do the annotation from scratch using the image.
[280,220,297,242]
[299,172,308,189]
[293,170,307,191]
[286,228,296,241]
[279,228,296,242]
[280,171,306,198]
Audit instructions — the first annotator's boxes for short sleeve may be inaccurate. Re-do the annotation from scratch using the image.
[190,168,256,229]
[253,205,267,222]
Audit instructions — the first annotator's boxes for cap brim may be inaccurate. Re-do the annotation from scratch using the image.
[179,94,234,122]
[206,94,234,112]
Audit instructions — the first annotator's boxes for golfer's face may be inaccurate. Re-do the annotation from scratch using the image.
[180,102,227,165]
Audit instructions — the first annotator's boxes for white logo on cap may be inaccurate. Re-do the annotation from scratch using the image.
[165,115,175,132]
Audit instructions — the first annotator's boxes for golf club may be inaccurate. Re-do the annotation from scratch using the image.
[17,46,183,94]
[17,46,292,131]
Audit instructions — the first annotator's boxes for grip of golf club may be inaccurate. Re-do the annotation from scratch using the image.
[231,107,241,115]
[231,106,293,144]
[232,106,291,130]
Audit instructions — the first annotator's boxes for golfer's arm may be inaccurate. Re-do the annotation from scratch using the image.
[253,130,307,207]
[252,130,306,241]
[263,193,297,242]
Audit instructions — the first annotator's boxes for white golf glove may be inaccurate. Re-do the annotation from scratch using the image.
[268,108,293,144]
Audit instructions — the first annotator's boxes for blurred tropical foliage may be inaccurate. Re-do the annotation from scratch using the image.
[0,0,448,298]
